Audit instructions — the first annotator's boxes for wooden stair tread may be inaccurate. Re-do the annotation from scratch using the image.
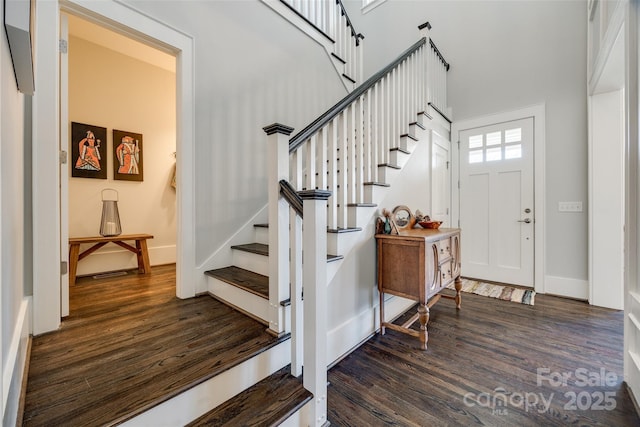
[186,365,312,427]
[255,224,363,234]
[390,147,410,154]
[231,243,269,256]
[363,181,390,187]
[205,266,269,299]
[327,227,362,233]
[378,163,401,169]
[232,242,342,263]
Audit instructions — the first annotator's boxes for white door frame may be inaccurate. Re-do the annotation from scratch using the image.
[451,104,546,294]
[32,0,196,334]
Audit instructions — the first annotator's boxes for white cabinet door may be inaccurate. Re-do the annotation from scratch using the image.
[431,131,450,226]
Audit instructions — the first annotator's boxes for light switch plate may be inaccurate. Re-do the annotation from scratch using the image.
[558,201,583,212]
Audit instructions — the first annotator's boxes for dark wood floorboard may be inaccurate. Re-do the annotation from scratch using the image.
[22,265,284,427]
[328,290,640,426]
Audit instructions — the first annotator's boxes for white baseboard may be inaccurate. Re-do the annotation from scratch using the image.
[75,244,176,276]
[120,338,290,427]
[327,294,414,365]
[544,275,589,300]
[2,297,31,425]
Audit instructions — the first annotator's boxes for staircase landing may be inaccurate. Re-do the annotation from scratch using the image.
[23,265,287,426]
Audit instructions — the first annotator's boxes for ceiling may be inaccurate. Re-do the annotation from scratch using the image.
[66,13,176,73]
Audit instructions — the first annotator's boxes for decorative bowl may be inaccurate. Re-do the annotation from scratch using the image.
[419,221,443,229]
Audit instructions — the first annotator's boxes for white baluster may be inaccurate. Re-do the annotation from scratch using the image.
[363,89,372,183]
[318,127,328,192]
[327,118,338,229]
[355,96,364,203]
[328,1,336,40]
[290,206,303,376]
[348,103,356,204]
[372,82,381,178]
[306,135,317,190]
[337,111,348,228]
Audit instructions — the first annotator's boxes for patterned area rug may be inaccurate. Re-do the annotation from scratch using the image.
[446,278,535,305]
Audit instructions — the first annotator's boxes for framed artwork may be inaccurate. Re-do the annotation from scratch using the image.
[113,129,143,182]
[71,122,107,179]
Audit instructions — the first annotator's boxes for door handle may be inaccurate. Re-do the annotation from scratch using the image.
[517,218,531,224]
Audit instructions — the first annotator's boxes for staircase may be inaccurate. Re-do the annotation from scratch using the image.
[193,16,451,427]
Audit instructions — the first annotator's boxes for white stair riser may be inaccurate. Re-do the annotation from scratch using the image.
[389,150,410,168]
[417,112,431,127]
[348,205,378,229]
[254,227,269,245]
[232,250,269,276]
[207,277,270,323]
[408,123,420,138]
[399,135,417,152]
[364,184,388,204]
[327,231,361,256]
[119,339,290,427]
[280,401,312,427]
[378,166,400,184]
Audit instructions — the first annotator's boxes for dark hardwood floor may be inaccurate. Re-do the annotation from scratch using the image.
[22,265,285,426]
[328,290,640,426]
[22,264,640,426]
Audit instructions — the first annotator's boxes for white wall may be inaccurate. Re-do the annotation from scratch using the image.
[120,0,348,268]
[343,0,589,286]
[1,1,30,423]
[589,90,624,309]
[68,35,177,275]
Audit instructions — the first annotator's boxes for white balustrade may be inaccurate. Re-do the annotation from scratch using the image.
[288,35,446,230]
[264,24,449,427]
[282,0,362,84]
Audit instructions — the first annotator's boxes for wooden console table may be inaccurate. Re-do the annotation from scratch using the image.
[68,234,154,286]
[376,228,461,350]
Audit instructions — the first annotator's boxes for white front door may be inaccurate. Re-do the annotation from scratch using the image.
[459,118,534,286]
[431,131,450,226]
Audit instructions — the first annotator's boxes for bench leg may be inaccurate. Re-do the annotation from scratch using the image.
[136,239,152,274]
[69,244,80,286]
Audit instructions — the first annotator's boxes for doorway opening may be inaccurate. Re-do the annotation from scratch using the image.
[61,12,177,316]
[32,0,196,334]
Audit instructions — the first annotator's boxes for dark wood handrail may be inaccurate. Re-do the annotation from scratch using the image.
[429,38,450,71]
[280,180,303,217]
[337,0,363,44]
[279,0,336,44]
[428,102,452,124]
[289,37,427,153]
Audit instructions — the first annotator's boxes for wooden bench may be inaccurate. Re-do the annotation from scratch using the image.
[69,234,154,286]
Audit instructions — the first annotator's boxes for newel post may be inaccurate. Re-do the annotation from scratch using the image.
[300,189,331,427]
[263,123,294,336]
